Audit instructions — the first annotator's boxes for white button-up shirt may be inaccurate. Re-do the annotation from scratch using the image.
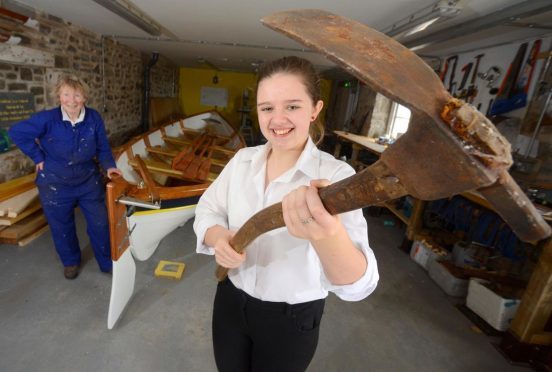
[194,138,379,304]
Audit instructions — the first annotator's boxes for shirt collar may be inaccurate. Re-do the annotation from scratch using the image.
[295,137,321,179]
[247,137,321,182]
[61,106,86,125]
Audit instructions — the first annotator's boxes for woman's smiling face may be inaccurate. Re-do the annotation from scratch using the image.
[257,72,323,153]
[59,85,86,119]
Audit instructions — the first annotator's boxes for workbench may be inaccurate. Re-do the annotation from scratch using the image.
[333,130,552,347]
[332,131,426,240]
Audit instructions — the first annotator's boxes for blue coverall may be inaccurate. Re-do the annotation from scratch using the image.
[9,107,115,272]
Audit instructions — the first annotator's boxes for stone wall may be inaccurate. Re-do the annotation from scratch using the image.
[0,6,178,182]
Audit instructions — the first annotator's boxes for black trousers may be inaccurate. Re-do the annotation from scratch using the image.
[212,278,325,372]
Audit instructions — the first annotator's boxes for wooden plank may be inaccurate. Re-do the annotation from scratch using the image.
[334,130,387,155]
[406,199,427,241]
[146,146,228,167]
[382,202,409,224]
[0,199,41,226]
[0,210,47,240]
[163,136,236,156]
[0,188,39,217]
[530,332,552,345]
[0,173,35,202]
[127,158,217,183]
[510,238,552,344]
[178,127,233,142]
[17,225,49,247]
[0,44,54,67]
[150,97,183,127]
[163,135,193,146]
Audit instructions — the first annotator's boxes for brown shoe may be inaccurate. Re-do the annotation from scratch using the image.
[64,265,79,279]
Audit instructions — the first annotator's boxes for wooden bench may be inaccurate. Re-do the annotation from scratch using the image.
[146,145,229,168]
[162,135,237,157]
[127,157,217,183]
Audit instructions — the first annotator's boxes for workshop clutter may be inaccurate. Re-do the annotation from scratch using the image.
[415,237,526,329]
[410,237,449,270]
[466,278,523,331]
[414,195,536,332]
[0,173,48,246]
[426,196,530,265]
[451,240,529,277]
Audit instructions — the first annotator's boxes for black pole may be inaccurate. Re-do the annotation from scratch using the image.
[142,51,159,132]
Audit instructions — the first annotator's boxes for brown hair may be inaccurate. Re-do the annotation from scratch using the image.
[53,74,90,101]
[256,56,325,144]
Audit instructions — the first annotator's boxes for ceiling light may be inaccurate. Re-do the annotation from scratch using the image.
[92,0,162,36]
[383,0,462,39]
[403,17,440,37]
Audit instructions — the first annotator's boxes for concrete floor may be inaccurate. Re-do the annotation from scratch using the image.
[0,211,529,372]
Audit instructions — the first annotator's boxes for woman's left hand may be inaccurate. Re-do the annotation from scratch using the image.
[282,179,340,241]
[107,167,123,179]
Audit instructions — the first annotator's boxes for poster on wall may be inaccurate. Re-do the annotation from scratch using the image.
[0,92,35,128]
[200,87,228,107]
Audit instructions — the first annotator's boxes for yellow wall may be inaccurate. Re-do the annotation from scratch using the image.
[179,67,257,128]
[179,66,332,131]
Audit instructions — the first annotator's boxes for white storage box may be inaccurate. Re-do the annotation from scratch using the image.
[428,260,469,297]
[410,239,449,270]
[466,278,521,331]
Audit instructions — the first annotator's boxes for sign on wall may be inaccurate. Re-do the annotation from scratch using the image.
[0,92,35,127]
[200,87,228,107]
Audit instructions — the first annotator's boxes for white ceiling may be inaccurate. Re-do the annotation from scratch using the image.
[11,0,552,72]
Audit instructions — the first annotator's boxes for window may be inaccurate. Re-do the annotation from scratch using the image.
[388,102,411,139]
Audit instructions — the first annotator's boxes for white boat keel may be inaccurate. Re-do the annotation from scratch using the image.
[107,248,136,329]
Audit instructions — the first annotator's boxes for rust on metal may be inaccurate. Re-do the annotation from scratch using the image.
[440,98,512,170]
[261,9,450,118]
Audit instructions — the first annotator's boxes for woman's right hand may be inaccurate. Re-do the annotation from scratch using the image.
[35,162,44,171]
[207,226,246,269]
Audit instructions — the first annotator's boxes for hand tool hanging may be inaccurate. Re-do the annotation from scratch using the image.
[439,60,448,82]
[478,66,502,93]
[490,40,541,116]
[215,9,552,280]
[455,62,473,99]
[446,55,458,95]
[467,53,484,104]
[478,66,501,116]
[440,56,454,82]
[488,42,529,116]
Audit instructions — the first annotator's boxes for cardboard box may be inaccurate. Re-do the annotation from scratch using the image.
[466,278,521,331]
[428,260,469,297]
[410,239,449,270]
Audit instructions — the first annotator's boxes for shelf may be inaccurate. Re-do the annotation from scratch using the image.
[383,202,410,225]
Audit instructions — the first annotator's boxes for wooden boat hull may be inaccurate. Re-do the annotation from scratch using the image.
[106,111,244,329]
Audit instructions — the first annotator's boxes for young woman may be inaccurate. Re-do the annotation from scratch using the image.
[194,56,379,371]
[9,74,121,279]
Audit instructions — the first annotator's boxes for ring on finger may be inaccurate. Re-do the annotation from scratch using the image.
[301,216,314,225]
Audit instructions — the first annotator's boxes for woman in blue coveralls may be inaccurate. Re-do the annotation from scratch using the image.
[9,74,121,279]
